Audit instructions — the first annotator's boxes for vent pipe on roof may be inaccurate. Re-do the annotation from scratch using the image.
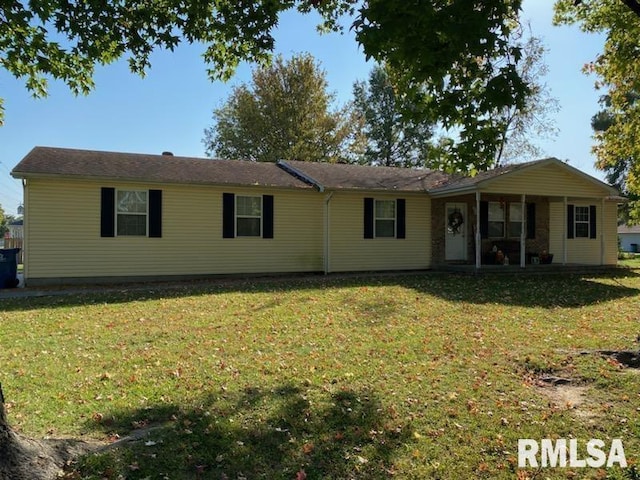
[162,151,174,156]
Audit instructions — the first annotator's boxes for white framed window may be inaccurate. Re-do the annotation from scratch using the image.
[116,190,147,236]
[375,199,396,238]
[508,203,523,238]
[488,201,505,238]
[236,195,262,237]
[574,205,590,238]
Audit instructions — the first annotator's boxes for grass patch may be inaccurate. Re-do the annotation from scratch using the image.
[1,272,640,479]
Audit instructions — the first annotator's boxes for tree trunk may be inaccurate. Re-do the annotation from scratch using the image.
[0,382,95,480]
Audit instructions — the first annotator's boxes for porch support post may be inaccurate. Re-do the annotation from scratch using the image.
[601,197,605,265]
[563,196,568,265]
[520,194,526,268]
[475,191,481,270]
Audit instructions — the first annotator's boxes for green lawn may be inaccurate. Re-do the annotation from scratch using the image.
[1,271,640,479]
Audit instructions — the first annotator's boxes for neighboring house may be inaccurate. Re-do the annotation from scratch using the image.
[617,225,640,252]
[7,219,24,239]
[11,147,622,286]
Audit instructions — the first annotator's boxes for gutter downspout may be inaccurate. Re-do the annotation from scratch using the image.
[324,192,334,274]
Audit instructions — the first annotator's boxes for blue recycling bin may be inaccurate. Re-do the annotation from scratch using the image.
[0,248,20,289]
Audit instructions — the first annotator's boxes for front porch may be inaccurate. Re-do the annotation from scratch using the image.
[430,191,618,270]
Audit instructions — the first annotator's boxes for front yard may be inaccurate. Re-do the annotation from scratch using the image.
[1,271,639,479]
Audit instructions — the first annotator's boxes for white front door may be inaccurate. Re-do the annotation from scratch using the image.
[445,203,467,261]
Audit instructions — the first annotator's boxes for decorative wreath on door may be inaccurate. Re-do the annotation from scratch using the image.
[448,210,464,235]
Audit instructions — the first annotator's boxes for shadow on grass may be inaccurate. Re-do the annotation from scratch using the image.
[72,383,409,479]
[406,270,640,308]
[2,269,640,312]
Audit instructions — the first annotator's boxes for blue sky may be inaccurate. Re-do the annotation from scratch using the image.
[0,1,606,217]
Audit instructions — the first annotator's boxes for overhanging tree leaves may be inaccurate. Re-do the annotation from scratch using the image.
[203,54,352,163]
[351,65,436,168]
[0,0,356,126]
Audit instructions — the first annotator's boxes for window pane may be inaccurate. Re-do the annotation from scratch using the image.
[237,196,261,217]
[376,219,395,237]
[117,214,147,236]
[488,221,504,238]
[509,203,523,222]
[117,191,147,213]
[508,222,522,238]
[575,222,589,238]
[575,206,589,222]
[488,202,504,221]
[237,217,261,237]
[375,200,395,219]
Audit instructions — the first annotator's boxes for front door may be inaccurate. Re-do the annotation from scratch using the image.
[445,203,467,261]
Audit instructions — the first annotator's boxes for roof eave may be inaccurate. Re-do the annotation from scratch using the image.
[11,171,312,190]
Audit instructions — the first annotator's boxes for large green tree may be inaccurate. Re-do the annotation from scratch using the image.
[203,54,352,163]
[351,65,436,168]
[555,0,640,210]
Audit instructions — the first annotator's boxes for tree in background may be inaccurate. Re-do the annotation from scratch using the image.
[591,93,640,223]
[555,0,640,221]
[351,65,436,168]
[0,203,6,237]
[354,0,529,173]
[492,31,559,165]
[203,54,352,163]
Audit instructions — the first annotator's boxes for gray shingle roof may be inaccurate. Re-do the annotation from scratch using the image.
[11,147,312,189]
[12,147,618,197]
[280,160,450,192]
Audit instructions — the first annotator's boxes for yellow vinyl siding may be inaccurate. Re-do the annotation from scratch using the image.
[549,200,617,265]
[328,192,430,272]
[548,201,564,263]
[603,201,618,265]
[483,163,610,198]
[25,179,323,280]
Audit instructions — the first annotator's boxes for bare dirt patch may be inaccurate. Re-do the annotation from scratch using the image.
[539,384,596,419]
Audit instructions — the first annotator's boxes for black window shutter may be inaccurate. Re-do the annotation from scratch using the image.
[149,189,162,238]
[263,195,274,239]
[479,201,489,239]
[100,187,115,237]
[567,204,574,239]
[526,203,536,239]
[223,193,235,238]
[396,199,406,239]
[590,205,597,239]
[364,198,374,239]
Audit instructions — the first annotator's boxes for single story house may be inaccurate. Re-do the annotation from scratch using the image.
[11,147,622,286]
[617,224,640,252]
